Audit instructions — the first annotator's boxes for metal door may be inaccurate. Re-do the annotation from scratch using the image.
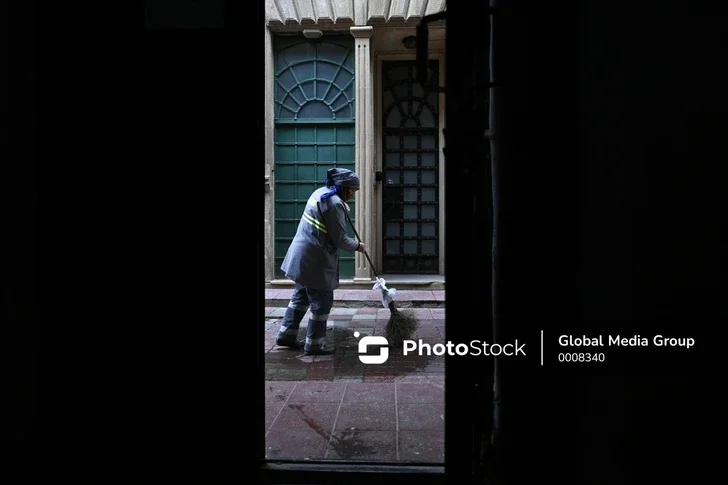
[381,60,440,274]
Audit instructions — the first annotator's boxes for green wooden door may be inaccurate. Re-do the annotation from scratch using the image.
[273,35,357,279]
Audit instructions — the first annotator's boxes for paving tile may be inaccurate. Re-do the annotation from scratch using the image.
[397,404,444,431]
[268,308,287,318]
[372,363,418,377]
[362,375,397,383]
[287,381,346,402]
[269,402,340,431]
[417,366,445,375]
[395,374,445,384]
[313,354,335,364]
[265,381,297,402]
[417,319,434,327]
[410,308,432,320]
[306,362,335,381]
[274,369,309,380]
[331,350,362,367]
[266,350,302,362]
[357,307,378,314]
[393,353,430,369]
[396,382,444,404]
[264,290,280,299]
[266,401,285,431]
[348,319,376,329]
[325,431,397,461]
[332,376,363,383]
[335,402,396,431]
[265,350,308,366]
[364,373,401,383]
[414,330,440,343]
[332,368,366,380]
[342,383,395,404]
[331,308,358,315]
[398,430,444,463]
[266,428,330,460]
[351,314,377,321]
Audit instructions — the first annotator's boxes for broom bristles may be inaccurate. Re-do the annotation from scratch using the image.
[375,284,418,347]
[384,306,418,348]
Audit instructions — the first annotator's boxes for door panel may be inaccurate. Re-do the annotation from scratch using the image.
[274,124,356,278]
[381,60,440,274]
[273,35,356,278]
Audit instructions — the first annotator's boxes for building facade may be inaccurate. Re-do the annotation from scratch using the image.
[264,0,446,285]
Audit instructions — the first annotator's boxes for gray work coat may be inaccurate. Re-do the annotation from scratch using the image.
[280,187,360,291]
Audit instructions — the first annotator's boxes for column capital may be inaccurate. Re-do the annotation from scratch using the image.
[350,26,374,39]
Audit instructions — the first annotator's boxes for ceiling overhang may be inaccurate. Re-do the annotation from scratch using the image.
[266,0,446,31]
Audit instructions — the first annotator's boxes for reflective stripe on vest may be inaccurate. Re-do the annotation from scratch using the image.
[303,196,327,233]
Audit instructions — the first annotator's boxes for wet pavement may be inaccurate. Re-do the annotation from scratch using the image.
[266,288,445,307]
[264,299,446,463]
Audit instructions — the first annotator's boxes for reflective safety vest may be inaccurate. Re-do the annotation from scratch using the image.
[280,187,360,291]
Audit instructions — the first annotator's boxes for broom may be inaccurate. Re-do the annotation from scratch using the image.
[343,209,418,347]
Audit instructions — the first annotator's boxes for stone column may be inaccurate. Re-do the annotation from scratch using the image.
[350,26,375,283]
[264,26,276,283]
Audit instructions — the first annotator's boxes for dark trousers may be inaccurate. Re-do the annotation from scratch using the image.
[276,283,334,352]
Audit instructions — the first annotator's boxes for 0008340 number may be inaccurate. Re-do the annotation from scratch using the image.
[558,352,605,363]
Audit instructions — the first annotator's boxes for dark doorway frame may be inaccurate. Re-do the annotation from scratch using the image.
[255,2,495,484]
[13,1,722,484]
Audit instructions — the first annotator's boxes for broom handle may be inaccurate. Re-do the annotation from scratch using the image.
[343,209,380,279]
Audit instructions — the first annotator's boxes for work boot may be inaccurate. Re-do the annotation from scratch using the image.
[304,346,335,356]
[276,338,303,349]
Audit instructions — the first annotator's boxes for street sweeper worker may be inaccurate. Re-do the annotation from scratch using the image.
[276,167,366,355]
